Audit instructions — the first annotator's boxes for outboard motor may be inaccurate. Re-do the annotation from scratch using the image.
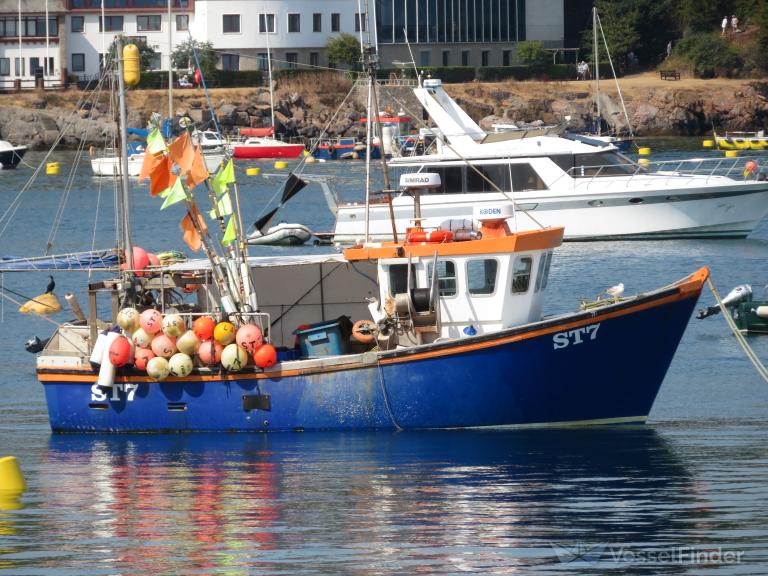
[697,284,752,319]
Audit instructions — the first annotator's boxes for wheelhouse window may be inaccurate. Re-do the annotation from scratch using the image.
[467,259,498,295]
[426,261,457,297]
[534,252,553,293]
[572,152,636,177]
[223,14,240,33]
[511,256,533,294]
[388,264,417,295]
[137,15,161,32]
[465,163,546,193]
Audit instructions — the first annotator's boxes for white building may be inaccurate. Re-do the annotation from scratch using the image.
[0,0,566,87]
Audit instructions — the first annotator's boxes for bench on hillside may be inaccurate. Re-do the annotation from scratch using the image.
[660,69,680,81]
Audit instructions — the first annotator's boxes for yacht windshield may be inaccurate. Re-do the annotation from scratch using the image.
[570,152,637,177]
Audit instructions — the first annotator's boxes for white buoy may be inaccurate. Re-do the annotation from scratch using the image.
[97,332,119,387]
[89,331,108,366]
[756,306,768,318]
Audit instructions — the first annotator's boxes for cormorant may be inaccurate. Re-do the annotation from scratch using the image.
[45,275,55,294]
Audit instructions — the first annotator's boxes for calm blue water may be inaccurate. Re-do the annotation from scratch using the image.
[1,142,768,574]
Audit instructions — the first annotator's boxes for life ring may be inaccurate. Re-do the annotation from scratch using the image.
[743,160,758,177]
[407,230,454,244]
[352,319,375,344]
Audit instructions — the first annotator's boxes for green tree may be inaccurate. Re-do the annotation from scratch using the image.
[514,41,547,65]
[171,39,217,76]
[325,33,361,68]
[675,32,743,77]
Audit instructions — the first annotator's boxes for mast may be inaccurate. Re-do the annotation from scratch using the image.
[266,19,275,131]
[168,0,173,121]
[593,6,601,135]
[116,37,134,271]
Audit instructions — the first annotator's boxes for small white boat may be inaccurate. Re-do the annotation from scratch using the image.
[0,140,27,169]
[91,149,226,176]
[246,222,313,246]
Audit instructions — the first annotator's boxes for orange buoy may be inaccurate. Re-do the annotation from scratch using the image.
[236,324,264,354]
[253,343,277,368]
[406,230,454,244]
[108,335,133,367]
[193,316,215,341]
[133,347,155,371]
[352,319,376,344]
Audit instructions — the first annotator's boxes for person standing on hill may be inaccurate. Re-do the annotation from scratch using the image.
[731,15,739,33]
[721,15,728,36]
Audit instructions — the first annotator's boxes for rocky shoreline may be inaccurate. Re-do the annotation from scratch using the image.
[1,77,766,150]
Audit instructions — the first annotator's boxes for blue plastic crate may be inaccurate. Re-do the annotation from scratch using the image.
[295,320,347,358]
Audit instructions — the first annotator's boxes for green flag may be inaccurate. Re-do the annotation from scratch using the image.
[211,159,236,197]
[222,215,237,246]
[160,177,187,210]
[146,128,166,154]
[208,192,233,219]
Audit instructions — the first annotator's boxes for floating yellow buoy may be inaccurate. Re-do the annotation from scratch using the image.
[725,150,738,158]
[702,139,714,148]
[274,160,288,170]
[305,155,317,164]
[46,162,60,175]
[19,292,62,314]
[638,147,651,155]
[302,150,310,157]
[0,456,26,510]
[638,158,650,165]
[245,167,261,176]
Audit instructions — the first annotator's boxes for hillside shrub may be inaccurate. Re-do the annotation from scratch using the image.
[674,33,743,78]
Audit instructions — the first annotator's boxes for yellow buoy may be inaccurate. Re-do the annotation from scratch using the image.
[274,161,288,170]
[702,139,714,148]
[19,292,62,314]
[305,155,317,164]
[302,150,310,157]
[123,44,141,86]
[638,158,650,165]
[46,162,60,175]
[246,167,261,176]
[0,456,26,509]
[725,150,738,157]
[638,147,651,155]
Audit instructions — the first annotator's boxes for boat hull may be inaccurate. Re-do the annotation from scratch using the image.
[0,146,26,168]
[332,183,768,242]
[716,137,768,151]
[232,144,304,159]
[38,274,704,433]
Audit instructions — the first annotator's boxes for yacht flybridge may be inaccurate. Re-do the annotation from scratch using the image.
[330,78,768,243]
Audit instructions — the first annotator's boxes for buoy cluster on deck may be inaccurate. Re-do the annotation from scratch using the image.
[93,308,277,383]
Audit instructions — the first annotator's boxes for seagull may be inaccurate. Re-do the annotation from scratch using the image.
[45,275,55,294]
[606,282,624,301]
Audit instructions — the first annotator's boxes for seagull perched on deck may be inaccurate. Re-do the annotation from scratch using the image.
[45,275,55,294]
[606,282,624,301]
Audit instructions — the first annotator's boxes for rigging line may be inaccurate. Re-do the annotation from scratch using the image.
[377,359,404,431]
[596,12,634,139]
[707,277,768,383]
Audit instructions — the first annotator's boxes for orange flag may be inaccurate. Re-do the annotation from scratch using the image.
[180,201,208,252]
[149,155,176,197]
[186,145,209,189]
[168,132,195,176]
[138,150,164,182]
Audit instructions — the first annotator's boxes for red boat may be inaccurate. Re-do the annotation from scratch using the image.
[229,137,305,159]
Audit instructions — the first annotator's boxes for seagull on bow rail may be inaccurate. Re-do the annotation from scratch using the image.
[45,275,55,294]
[606,282,624,301]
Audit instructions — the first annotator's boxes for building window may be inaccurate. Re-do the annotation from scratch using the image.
[222,53,239,71]
[512,257,533,294]
[149,53,161,70]
[0,58,9,76]
[223,14,240,33]
[313,13,321,32]
[14,57,24,76]
[286,53,298,68]
[426,261,457,297]
[259,14,275,33]
[257,53,269,70]
[503,50,511,66]
[287,13,300,33]
[461,50,470,66]
[309,52,319,67]
[331,13,340,32]
[176,14,188,31]
[71,16,84,33]
[419,50,430,66]
[467,259,498,295]
[442,50,449,66]
[355,13,366,32]
[71,53,85,73]
[137,15,161,32]
[481,50,490,66]
[99,16,124,32]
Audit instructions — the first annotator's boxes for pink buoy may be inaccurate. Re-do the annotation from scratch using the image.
[133,347,155,371]
[236,323,264,354]
[139,309,163,335]
[253,343,277,368]
[197,340,223,365]
[150,333,177,358]
[108,335,133,368]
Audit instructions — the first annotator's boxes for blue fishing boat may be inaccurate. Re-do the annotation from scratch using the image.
[312,137,381,161]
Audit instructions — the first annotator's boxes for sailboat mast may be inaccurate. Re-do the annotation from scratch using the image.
[593,6,601,135]
[116,37,134,270]
[266,22,275,131]
[168,0,173,121]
